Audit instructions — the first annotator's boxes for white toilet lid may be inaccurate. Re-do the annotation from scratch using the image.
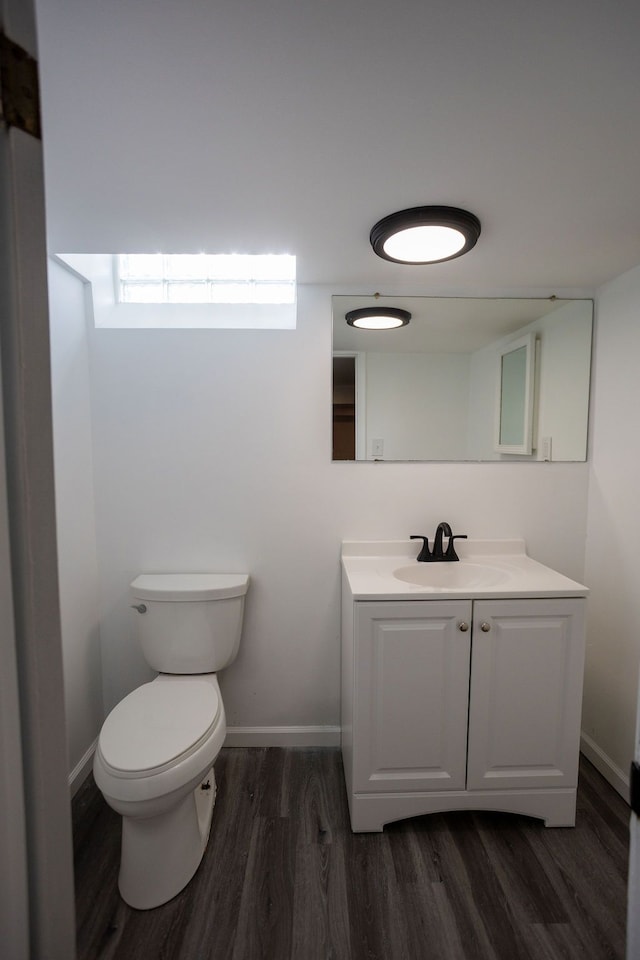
[99,678,220,774]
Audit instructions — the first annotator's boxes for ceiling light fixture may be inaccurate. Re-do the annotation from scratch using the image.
[345,307,411,330]
[370,206,481,265]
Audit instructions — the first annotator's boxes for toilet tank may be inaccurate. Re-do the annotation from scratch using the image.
[130,573,249,674]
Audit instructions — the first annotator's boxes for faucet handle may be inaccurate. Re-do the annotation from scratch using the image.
[445,534,467,561]
[410,534,432,562]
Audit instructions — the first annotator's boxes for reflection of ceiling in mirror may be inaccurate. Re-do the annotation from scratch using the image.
[332,297,573,354]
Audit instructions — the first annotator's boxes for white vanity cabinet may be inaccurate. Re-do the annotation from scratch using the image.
[341,585,586,832]
[351,600,473,796]
[467,598,586,793]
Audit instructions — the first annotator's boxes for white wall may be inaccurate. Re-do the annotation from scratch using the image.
[466,300,592,461]
[536,300,591,461]
[85,285,590,734]
[467,344,500,459]
[364,352,470,460]
[582,264,640,796]
[48,259,103,785]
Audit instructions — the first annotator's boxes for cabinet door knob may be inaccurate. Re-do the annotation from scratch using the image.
[480,621,491,632]
[458,621,469,632]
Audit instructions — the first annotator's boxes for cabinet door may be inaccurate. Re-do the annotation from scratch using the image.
[353,600,472,793]
[467,598,586,791]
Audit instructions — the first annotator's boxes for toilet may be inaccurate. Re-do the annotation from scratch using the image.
[93,572,249,910]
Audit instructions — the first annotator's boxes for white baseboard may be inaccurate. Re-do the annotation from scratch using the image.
[225,726,341,748]
[69,738,98,797]
[580,730,630,803]
[70,729,628,803]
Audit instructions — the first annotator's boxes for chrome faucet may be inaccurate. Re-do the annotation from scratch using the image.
[411,522,468,562]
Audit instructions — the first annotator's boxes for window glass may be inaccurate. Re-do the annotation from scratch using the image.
[118,254,296,305]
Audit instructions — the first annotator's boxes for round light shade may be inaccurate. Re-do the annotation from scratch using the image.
[370,206,481,264]
[345,307,411,330]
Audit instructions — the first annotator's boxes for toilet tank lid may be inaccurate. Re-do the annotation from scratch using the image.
[131,573,249,601]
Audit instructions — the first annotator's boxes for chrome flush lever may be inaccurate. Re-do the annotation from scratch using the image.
[131,603,147,614]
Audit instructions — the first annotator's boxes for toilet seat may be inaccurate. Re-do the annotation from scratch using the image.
[94,674,226,804]
[98,675,221,777]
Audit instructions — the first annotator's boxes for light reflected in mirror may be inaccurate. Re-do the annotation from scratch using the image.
[332,296,593,462]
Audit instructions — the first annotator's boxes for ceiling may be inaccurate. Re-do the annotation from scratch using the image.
[332,296,576,353]
[34,0,640,292]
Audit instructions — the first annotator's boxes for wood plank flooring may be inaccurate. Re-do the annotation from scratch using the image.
[72,749,630,960]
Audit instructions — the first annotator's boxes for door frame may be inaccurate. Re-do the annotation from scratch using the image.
[333,350,366,459]
[0,3,76,955]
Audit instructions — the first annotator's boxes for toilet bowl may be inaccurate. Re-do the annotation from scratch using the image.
[93,573,249,910]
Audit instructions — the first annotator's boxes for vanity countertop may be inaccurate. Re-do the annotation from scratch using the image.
[341,539,589,601]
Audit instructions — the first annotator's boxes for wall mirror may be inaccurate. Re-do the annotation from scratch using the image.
[332,296,593,462]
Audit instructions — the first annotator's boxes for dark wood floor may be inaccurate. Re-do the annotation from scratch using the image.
[72,748,630,960]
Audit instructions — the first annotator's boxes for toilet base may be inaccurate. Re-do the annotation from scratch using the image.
[119,768,216,910]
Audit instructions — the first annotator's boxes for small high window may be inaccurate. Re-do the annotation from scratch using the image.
[117,254,296,305]
[55,253,297,329]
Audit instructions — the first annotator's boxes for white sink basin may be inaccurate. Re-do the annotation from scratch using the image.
[340,539,589,600]
[394,560,510,591]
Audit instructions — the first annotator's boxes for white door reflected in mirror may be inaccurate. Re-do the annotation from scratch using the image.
[495,333,535,455]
